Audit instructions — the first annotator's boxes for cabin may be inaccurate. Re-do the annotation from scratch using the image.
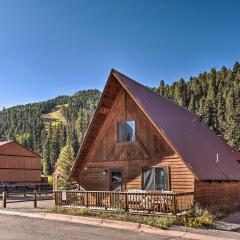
[0,140,41,184]
[70,69,240,212]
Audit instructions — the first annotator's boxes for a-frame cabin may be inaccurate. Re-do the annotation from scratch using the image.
[70,69,240,211]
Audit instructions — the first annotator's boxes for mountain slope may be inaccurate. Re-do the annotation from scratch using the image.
[0,89,101,174]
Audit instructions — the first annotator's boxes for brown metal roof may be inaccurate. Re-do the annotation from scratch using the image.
[220,138,240,161]
[113,70,240,180]
[71,69,240,180]
[0,140,41,158]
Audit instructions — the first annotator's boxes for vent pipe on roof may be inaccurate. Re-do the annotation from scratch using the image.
[215,153,219,164]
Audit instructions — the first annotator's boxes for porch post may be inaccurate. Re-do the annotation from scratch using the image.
[124,193,129,212]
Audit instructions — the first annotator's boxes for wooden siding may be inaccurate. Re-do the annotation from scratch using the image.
[0,169,41,182]
[0,155,41,169]
[77,88,195,192]
[0,141,41,183]
[194,181,240,211]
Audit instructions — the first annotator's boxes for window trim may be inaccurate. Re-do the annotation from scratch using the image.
[117,120,136,144]
[142,166,170,191]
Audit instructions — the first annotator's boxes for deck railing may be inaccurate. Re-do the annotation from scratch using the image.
[55,190,194,214]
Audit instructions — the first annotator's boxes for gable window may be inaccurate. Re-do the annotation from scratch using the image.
[143,167,169,191]
[117,121,135,143]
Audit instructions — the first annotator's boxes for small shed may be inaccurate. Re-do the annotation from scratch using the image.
[0,140,41,184]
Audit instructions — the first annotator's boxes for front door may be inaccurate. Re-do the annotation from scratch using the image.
[110,169,122,191]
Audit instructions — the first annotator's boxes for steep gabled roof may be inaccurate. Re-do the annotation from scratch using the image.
[70,69,240,181]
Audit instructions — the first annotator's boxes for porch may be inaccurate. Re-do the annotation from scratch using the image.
[55,190,194,214]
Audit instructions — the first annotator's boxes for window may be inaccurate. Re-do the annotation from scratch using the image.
[143,167,169,191]
[117,120,135,143]
[110,169,122,191]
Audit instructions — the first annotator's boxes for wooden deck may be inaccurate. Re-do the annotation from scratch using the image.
[55,190,194,214]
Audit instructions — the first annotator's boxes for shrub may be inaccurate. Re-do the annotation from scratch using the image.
[183,216,213,228]
[182,205,214,228]
[48,176,53,185]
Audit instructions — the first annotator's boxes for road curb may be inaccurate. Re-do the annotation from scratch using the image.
[0,210,238,240]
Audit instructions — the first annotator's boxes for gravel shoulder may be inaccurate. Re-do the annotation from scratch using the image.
[214,212,240,232]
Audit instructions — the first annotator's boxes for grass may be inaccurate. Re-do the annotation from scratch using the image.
[47,205,215,229]
[47,207,177,229]
[42,108,67,130]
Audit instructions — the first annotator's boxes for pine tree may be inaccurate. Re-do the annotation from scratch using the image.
[75,108,89,144]
[42,137,52,175]
[49,125,61,167]
[174,78,187,107]
[56,142,78,190]
[216,94,226,136]
[59,125,67,149]
[159,80,165,96]
[71,128,80,157]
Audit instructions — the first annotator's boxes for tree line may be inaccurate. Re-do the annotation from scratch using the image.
[153,62,240,150]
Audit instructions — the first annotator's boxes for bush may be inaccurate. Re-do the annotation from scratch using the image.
[182,205,214,228]
[48,176,53,185]
[184,216,213,228]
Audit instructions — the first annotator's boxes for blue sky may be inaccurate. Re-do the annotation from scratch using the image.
[0,0,240,109]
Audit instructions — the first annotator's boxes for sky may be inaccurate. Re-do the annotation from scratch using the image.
[0,0,240,109]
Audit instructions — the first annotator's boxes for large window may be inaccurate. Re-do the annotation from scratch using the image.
[117,120,135,143]
[143,167,169,191]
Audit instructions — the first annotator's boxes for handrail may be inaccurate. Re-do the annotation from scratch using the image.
[54,190,194,195]
[1,190,54,209]
[54,190,194,214]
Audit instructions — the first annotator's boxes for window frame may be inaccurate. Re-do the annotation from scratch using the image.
[142,166,170,191]
[117,120,136,144]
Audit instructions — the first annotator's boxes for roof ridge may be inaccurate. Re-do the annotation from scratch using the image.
[112,69,199,118]
[0,140,41,158]
[0,140,14,147]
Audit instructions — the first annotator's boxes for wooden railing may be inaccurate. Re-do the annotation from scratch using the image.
[55,191,194,214]
[1,190,54,208]
[0,184,52,194]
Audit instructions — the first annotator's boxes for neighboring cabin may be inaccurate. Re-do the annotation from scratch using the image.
[70,69,240,211]
[0,140,41,184]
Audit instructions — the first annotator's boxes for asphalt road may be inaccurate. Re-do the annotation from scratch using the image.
[0,214,189,240]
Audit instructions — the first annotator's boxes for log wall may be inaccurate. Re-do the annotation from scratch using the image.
[194,181,240,211]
